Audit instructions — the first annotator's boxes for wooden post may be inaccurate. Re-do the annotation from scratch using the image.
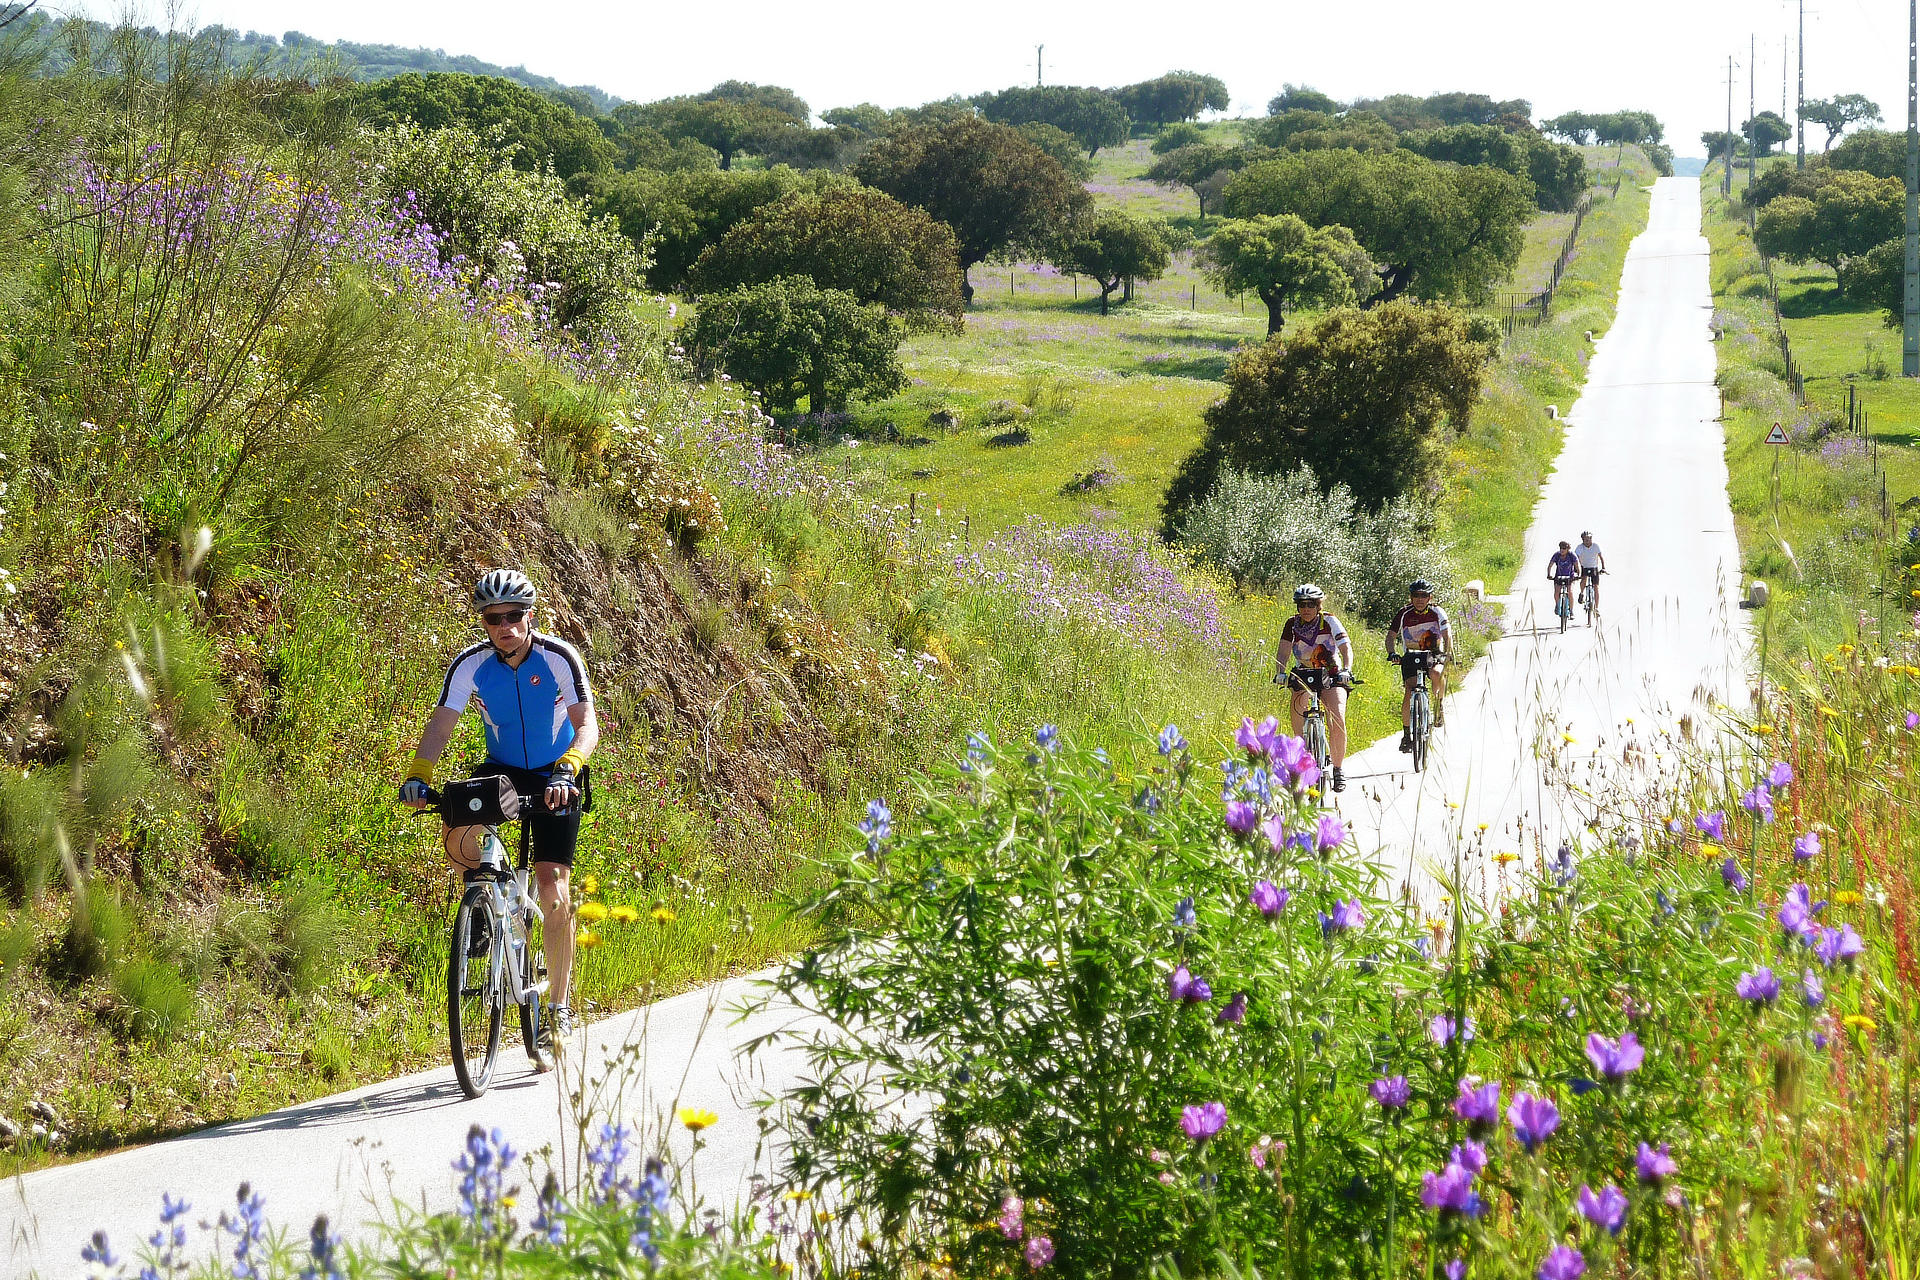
[909,491,918,528]
[963,514,971,545]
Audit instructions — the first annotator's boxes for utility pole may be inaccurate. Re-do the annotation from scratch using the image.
[1904,0,1918,376]
[1725,53,1736,196]
[1036,44,1043,87]
[1796,0,1806,170]
[1748,33,1757,193]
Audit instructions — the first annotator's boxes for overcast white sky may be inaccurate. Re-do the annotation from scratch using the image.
[63,0,1920,154]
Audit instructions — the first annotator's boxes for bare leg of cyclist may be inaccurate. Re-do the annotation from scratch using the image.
[534,862,574,1023]
[443,824,482,870]
[1431,668,1446,726]
[1325,687,1347,767]
[1288,686,1310,736]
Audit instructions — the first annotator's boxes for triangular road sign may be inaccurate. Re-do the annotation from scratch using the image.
[1763,423,1790,445]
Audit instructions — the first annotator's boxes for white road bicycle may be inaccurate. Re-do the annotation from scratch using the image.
[1553,577,1577,633]
[420,781,557,1098]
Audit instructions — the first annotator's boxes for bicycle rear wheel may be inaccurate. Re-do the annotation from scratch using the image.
[1304,710,1330,792]
[517,907,546,1065]
[1410,688,1431,773]
[448,886,504,1098]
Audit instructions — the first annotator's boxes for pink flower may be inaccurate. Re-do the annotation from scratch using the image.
[1025,1236,1054,1268]
[1180,1101,1227,1140]
[997,1195,1024,1240]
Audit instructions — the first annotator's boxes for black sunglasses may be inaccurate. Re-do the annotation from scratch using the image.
[481,607,528,627]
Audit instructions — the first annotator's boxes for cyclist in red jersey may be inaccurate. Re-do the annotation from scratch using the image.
[1386,579,1452,752]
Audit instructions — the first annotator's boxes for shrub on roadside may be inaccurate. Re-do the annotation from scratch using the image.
[112,958,195,1042]
[1178,466,1454,623]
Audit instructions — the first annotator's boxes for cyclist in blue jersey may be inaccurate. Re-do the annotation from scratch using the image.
[400,569,598,1049]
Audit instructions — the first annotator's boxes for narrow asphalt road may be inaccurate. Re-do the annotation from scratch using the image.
[1,176,1746,1280]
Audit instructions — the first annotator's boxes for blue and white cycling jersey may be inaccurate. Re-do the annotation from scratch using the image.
[437,633,592,770]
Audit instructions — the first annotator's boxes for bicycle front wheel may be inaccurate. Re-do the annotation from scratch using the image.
[517,907,545,1060]
[448,886,505,1099]
[1305,712,1330,778]
[1410,690,1431,774]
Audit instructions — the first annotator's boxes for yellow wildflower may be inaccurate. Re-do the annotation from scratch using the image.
[1476,823,1490,833]
[609,904,639,923]
[577,901,609,923]
[679,1106,719,1131]
[1493,851,1520,865]
[1562,732,1576,744]
[580,874,600,896]
[1818,706,1840,718]
[1701,844,1721,859]
[1753,723,1774,735]
[1833,890,1864,906]
[784,1188,814,1202]
[576,929,602,948]
[1844,1015,1877,1033]
[652,905,678,924]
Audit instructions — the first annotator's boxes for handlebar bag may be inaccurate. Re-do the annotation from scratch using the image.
[441,775,521,826]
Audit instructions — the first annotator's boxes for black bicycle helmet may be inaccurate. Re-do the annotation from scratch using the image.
[1409,579,1434,596]
[1293,583,1325,604]
[472,568,537,613]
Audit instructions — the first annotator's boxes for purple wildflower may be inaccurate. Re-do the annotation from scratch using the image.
[1450,1141,1488,1174]
[1801,968,1825,1007]
[1445,1262,1466,1280]
[1767,760,1793,788]
[1792,831,1821,861]
[1172,897,1197,929]
[1635,1141,1678,1184]
[1740,784,1775,823]
[1508,1092,1561,1153]
[998,1195,1024,1240]
[1778,884,1820,942]
[1180,1101,1227,1140]
[1815,923,1865,968]
[1721,857,1750,893]
[1236,715,1280,761]
[1695,810,1729,842]
[1908,711,1919,731]
[1217,992,1248,1024]
[1158,724,1187,756]
[1224,801,1258,838]
[1271,735,1320,790]
[1167,966,1212,1003]
[1319,899,1366,937]
[1250,880,1289,917]
[1419,1163,1485,1219]
[1583,1031,1644,1082]
[1025,1236,1054,1268]
[1369,1075,1411,1110]
[1736,966,1781,1006]
[1576,1183,1628,1236]
[1537,1245,1586,1280]
[1452,1078,1501,1135]
[1428,1012,1476,1045]
[1316,814,1347,851]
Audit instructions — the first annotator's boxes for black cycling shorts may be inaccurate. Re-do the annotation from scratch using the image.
[1400,654,1445,687]
[463,759,590,867]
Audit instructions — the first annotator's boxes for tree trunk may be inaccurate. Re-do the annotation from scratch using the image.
[961,264,974,306]
[1098,281,1116,315]
[1373,264,1413,304]
[808,372,828,416]
[1260,287,1284,336]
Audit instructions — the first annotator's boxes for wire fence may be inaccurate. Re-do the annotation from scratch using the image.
[1491,190,1597,338]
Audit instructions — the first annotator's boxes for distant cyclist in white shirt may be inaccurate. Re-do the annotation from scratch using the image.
[1574,531,1607,619]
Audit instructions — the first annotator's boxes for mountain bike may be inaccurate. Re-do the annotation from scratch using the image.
[421,780,559,1098]
[1284,668,1351,804]
[1579,568,1606,627]
[1399,651,1446,774]
[1553,577,1576,633]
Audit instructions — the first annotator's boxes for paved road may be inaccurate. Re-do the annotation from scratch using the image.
[0,177,1746,1279]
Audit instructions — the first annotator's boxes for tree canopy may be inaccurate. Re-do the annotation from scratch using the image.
[1348,92,1530,133]
[1111,72,1230,127]
[1151,122,1208,155]
[1222,148,1530,304]
[852,116,1089,301]
[1828,129,1905,180]
[1753,169,1903,295]
[637,86,807,170]
[1051,211,1171,315]
[973,85,1130,158]
[1801,94,1881,151]
[683,276,903,414]
[1267,85,1340,116]
[1399,123,1588,212]
[1161,300,1494,531]
[1146,143,1260,220]
[687,186,963,324]
[1199,214,1376,334]
[1015,122,1095,182]
[1742,111,1792,156]
[342,72,614,178]
[588,166,835,290]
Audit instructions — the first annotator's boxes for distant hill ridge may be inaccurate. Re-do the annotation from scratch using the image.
[10,13,623,115]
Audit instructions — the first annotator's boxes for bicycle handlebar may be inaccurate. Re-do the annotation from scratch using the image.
[412,784,581,820]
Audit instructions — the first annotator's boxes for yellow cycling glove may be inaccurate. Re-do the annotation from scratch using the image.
[553,748,587,777]
[404,757,436,785]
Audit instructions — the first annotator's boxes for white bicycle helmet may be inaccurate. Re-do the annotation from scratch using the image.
[1293,583,1325,605]
[472,568,537,612]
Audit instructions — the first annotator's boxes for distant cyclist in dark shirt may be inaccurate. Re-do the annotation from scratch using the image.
[399,569,597,1049]
[1547,542,1581,619]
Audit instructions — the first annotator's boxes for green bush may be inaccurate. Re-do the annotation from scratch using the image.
[0,911,35,971]
[0,768,63,904]
[1178,466,1454,624]
[112,958,196,1041]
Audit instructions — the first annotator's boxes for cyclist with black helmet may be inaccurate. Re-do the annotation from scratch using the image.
[1275,584,1354,792]
[1386,580,1452,752]
[400,569,598,1054]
